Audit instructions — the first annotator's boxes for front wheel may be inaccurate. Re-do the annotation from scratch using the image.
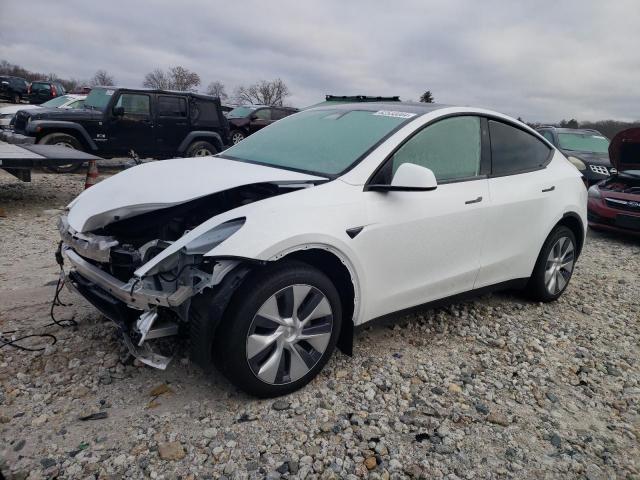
[186,140,217,157]
[526,226,577,302]
[230,130,245,145]
[39,133,85,173]
[211,261,342,397]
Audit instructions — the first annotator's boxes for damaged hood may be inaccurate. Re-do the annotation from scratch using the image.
[67,156,326,232]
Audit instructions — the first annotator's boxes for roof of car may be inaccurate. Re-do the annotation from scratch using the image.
[309,101,448,114]
[90,86,221,100]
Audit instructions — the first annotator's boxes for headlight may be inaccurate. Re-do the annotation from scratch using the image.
[587,185,601,199]
[182,217,245,255]
[141,218,245,277]
[567,156,586,171]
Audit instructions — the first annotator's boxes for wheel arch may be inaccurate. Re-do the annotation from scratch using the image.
[178,131,224,154]
[30,121,97,150]
[557,211,585,258]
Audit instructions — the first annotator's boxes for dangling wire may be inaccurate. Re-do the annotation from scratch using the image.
[1,243,77,352]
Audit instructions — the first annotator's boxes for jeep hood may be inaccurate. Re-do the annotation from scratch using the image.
[609,128,640,172]
[26,107,101,121]
[67,156,325,232]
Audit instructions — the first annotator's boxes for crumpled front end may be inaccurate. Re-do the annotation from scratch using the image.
[58,214,242,369]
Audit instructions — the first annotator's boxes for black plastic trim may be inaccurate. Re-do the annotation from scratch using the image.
[355,278,529,333]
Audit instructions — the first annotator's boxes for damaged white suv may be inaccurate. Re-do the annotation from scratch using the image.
[59,103,587,397]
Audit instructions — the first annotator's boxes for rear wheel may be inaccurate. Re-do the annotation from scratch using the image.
[186,140,217,157]
[526,226,577,302]
[211,261,342,397]
[12,93,20,104]
[39,133,85,173]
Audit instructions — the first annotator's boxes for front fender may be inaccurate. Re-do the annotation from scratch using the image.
[28,120,97,150]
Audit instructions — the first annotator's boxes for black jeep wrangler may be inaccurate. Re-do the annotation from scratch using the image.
[12,87,230,172]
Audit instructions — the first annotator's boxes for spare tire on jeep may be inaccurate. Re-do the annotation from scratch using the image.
[39,133,85,173]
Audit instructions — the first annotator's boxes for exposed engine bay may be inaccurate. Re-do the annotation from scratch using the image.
[59,181,313,369]
[599,171,640,194]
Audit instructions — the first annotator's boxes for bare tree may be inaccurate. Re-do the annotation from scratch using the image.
[143,66,200,91]
[205,81,228,101]
[419,90,434,103]
[169,66,200,92]
[91,69,115,86]
[143,68,171,90]
[234,78,291,106]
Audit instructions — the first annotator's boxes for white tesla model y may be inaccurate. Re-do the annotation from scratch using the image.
[59,103,587,396]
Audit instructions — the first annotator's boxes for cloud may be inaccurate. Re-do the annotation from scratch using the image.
[0,0,636,121]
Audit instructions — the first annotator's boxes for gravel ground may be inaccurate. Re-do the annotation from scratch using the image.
[0,170,639,480]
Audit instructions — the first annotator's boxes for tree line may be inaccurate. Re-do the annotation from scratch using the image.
[1,60,638,133]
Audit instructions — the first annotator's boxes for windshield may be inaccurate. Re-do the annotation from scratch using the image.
[31,82,51,92]
[227,106,256,118]
[221,108,413,176]
[558,132,609,154]
[83,87,115,111]
[42,95,74,108]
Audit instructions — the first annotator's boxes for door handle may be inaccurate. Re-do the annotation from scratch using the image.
[465,196,483,204]
[542,186,555,192]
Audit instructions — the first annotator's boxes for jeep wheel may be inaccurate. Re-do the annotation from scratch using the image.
[230,130,245,145]
[39,133,85,173]
[186,140,217,157]
[211,261,342,398]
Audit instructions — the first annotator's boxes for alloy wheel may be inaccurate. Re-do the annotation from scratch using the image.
[246,284,333,385]
[231,132,244,144]
[544,236,575,295]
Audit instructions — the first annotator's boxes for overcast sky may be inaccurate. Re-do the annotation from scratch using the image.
[1,0,637,122]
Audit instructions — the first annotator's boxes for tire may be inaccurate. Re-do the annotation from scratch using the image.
[185,140,218,157]
[211,260,342,397]
[526,226,577,302]
[230,130,245,145]
[39,133,85,173]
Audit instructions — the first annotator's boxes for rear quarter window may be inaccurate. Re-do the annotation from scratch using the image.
[489,120,551,176]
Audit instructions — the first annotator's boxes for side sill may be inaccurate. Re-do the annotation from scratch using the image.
[355,278,529,333]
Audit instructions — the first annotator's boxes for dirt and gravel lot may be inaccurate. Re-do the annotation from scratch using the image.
[0,170,638,480]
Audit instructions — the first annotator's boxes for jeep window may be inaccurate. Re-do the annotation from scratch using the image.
[42,95,76,108]
[115,94,150,116]
[389,116,481,182]
[84,87,114,111]
[490,120,551,175]
[158,96,187,117]
[558,132,609,154]
[227,106,255,119]
[222,109,410,176]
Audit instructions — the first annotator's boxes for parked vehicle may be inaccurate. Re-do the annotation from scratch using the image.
[11,87,230,172]
[587,128,640,235]
[0,76,29,103]
[227,105,298,144]
[0,94,86,128]
[59,103,586,397]
[536,126,613,185]
[27,80,67,104]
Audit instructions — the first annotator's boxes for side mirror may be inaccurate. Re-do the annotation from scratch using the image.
[368,163,438,192]
[112,106,125,117]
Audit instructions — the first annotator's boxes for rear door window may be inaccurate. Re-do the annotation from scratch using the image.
[489,120,551,176]
[158,96,187,117]
[254,108,271,120]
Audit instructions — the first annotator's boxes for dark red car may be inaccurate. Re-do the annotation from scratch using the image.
[587,128,640,235]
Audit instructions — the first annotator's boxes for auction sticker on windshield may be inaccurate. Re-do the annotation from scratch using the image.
[373,110,417,119]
